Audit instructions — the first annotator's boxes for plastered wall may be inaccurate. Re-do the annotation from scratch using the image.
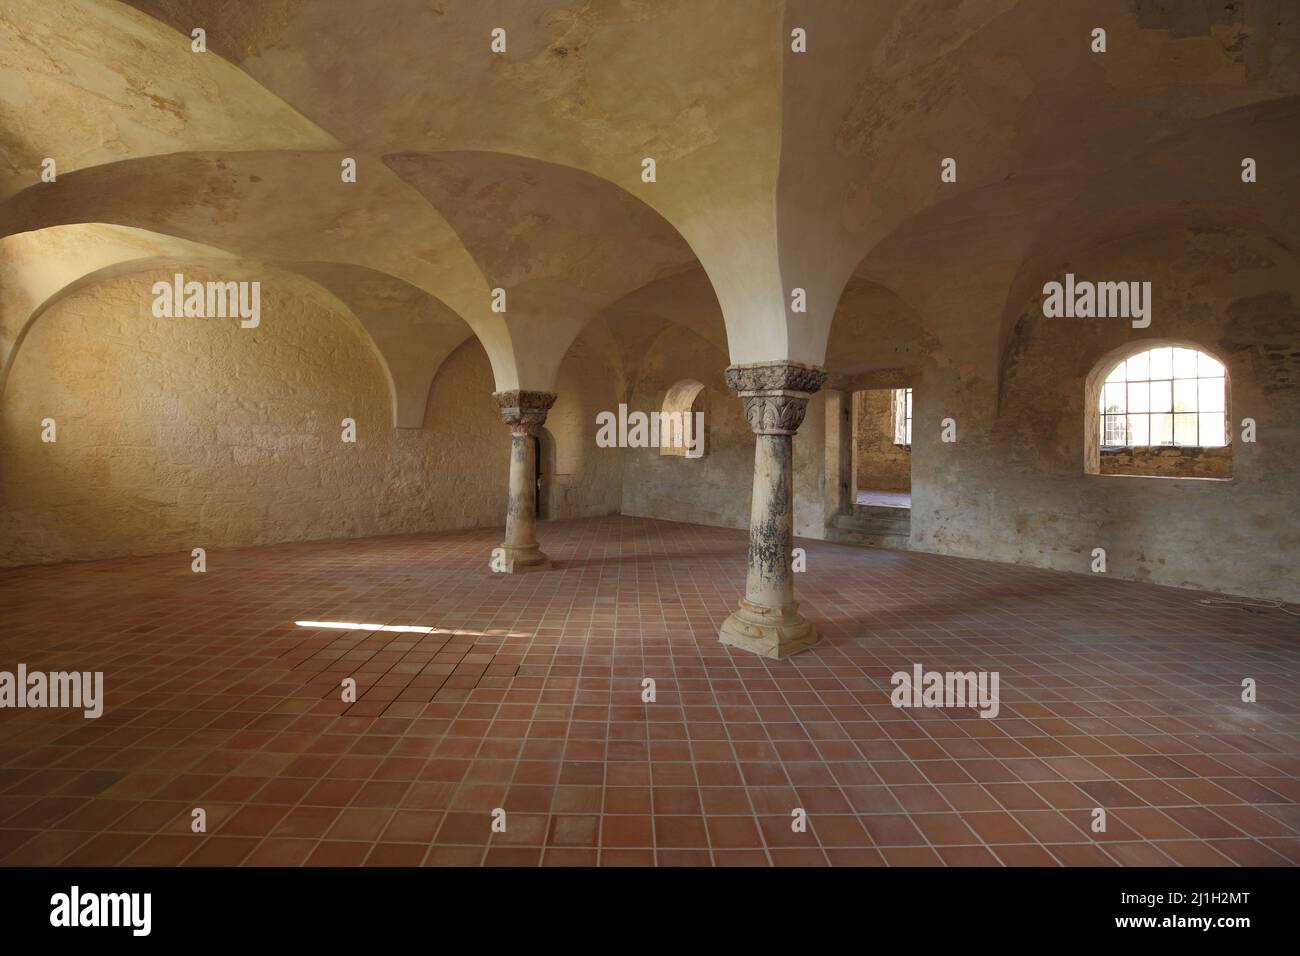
[0,269,622,566]
[619,326,752,531]
[4,228,1295,605]
[951,228,1300,601]
[857,227,1299,603]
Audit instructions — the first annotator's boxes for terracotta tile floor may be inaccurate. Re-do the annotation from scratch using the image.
[0,515,1297,867]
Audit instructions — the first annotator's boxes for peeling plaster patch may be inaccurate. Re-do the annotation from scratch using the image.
[1131,0,1242,39]
[874,0,1019,74]
[970,53,1036,104]
[124,0,309,62]
[642,103,720,163]
[385,151,696,309]
[832,0,1024,163]
[0,0,334,200]
[1184,228,1280,273]
[1223,292,1300,395]
[841,179,882,235]
[499,1,719,163]
[194,160,242,225]
[140,91,187,122]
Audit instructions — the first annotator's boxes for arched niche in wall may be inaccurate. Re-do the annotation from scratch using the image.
[659,379,706,458]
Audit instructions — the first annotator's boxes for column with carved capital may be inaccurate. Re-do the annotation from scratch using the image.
[493,390,556,572]
[720,361,827,658]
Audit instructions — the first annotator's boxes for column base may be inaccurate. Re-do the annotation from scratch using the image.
[499,544,552,573]
[718,598,821,659]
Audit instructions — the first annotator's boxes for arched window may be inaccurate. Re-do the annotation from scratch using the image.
[1086,344,1231,479]
[660,379,706,458]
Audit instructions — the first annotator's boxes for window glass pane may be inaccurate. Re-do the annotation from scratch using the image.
[1096,346,1233,456]
[1128,414,1149,445]
[1173,347,1199,377]
[1149,379,1171,412]
[1198,377,1224,412]
[1198,413,1225,447]
[1149,347,1173,379]
[1102,415,1126,444]
[1125,350,1150,380]
[1149,413,1173,445]
[1198,352,1224,376]
[905,389,912,418]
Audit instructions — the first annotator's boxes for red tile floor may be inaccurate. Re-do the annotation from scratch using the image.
[0,515,1297,866]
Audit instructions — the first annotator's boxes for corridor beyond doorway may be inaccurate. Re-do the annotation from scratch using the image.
[851,387,912,506]
[854,489,912,509]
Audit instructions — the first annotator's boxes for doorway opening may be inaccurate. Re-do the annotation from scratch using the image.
[851,387,912,510]
[532,435,543,518]
[533,427,557,519]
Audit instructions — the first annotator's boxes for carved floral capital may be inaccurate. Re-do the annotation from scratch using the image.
[724,362,827,436]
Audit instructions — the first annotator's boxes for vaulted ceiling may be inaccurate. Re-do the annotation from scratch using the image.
[3,0,1297,417]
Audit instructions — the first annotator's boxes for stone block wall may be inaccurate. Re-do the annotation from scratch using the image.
[1099,445,1232,479]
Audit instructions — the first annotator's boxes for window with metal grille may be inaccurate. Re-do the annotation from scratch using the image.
[1099,346,1226,447]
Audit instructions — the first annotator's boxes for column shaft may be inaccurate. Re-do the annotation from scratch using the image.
[745,433,795,609]
[493,390,556,573]
[719,362,827,658]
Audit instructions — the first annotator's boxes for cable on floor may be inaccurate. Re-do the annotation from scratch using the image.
[1196,597,1300,619]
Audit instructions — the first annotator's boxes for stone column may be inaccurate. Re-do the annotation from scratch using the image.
[493,389,556,572]
[720,362,827,658]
